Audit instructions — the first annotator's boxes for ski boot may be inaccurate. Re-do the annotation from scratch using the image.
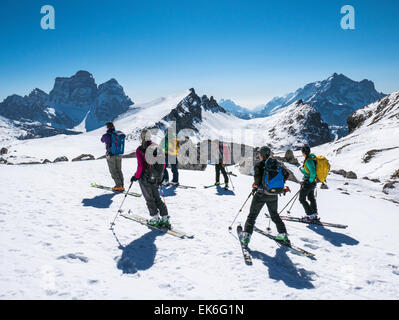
[162,179,169,186]
[241,232,251,246]
[275,233,291,245]
[148,214,161,227]
[301,213,319,223]
[112,186,125,192]
[159,215,171,229]
[224,183,229,190]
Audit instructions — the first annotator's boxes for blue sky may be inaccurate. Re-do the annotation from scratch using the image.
[1,0,398,108]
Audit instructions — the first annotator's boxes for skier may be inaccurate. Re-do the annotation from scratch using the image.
[101,122,125,192]
[214,141,229,190]
[130,129,170,228]
[241,146,290,245]
[299,145,318,222]
[162,132,179,186]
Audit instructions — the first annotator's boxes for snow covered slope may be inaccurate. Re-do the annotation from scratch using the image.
[312,91,399,202]
[0,116,25,144]
[1,159,398,299]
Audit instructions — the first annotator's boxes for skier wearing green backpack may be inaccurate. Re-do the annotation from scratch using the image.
[299,145,319,222]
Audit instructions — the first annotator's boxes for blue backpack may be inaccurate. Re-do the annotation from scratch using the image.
[108,131,126,156]
[262,158,286,194]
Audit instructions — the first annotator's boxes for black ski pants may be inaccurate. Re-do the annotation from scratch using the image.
[139,179,168,217]
[215,163,228,184]
[244,192,287,235]
[164,153,179,183]
[299,181,318,215]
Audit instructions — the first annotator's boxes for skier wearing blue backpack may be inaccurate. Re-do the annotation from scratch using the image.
[241,146,290,246]
[101,122,126,192]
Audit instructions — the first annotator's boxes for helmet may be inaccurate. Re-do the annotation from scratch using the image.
[259,146,271,158]
[301,145,311,155]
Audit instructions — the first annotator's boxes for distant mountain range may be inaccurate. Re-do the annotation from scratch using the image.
[0,71,133,138]
[0,71,388,152]
[110,89,331,150]
[220,73,386,136]
[218,99,256,120]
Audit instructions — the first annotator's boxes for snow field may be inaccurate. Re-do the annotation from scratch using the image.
[1,159,398,299]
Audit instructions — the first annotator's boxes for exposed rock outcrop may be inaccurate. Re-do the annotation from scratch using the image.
[331,169,357,179]
[72,154,95,162]
[53,156,69,163]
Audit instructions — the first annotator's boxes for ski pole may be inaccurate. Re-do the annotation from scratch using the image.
[264,189,300,231]
[226,167,235,191]
[277,189,300,215]
[110,181,134,230]
[228,191,253,231]
[286,192,300,215]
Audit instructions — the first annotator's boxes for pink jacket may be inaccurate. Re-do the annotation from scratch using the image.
[135,141,166,179]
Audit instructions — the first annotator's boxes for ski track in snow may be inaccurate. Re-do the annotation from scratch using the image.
[1,160,399,299]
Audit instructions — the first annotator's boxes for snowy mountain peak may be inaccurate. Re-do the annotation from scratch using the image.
[49,70,98,107]
[267,100,331,148]
[201,95,226,113]
[228,74,387,135]
[218,99,253,119]
[315,90,399,202]
[0,71,134,138]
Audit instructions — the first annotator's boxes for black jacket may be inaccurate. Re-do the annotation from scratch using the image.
[254,160,266,187]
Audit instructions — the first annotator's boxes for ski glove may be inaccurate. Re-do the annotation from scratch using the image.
[252,184,259,194]
[130,175,138,183]
[282,186,291,196]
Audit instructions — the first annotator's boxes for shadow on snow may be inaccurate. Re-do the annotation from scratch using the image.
[306,224,359,247]
[160,185,177,198]
[251,247,316,290]
[82,193,118,209]
[116,230,163,274]
[216,185,235,196]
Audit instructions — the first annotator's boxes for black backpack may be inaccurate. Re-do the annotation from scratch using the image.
[140,142,165,185]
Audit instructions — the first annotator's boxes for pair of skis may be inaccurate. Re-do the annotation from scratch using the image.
[162,183,196,189]
[91,183,142,197]
[92,183,194,239]
[236,214,348,263]
[203,183,229,189]
[264,213,348,229]
[236,225,315,265]
[120,211,194,239]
